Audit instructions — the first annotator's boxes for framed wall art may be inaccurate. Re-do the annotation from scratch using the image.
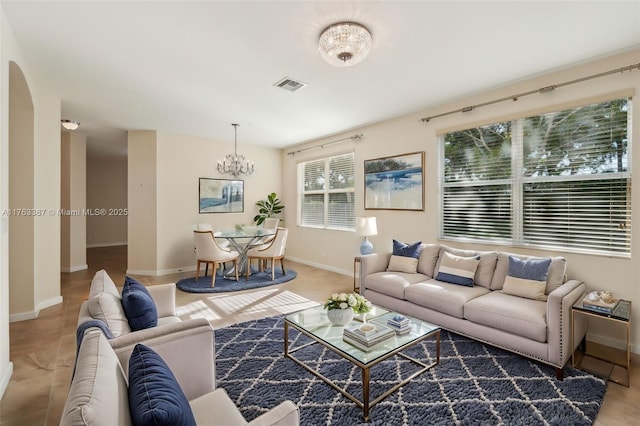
[198,178,244,213]
[364,151,425,211]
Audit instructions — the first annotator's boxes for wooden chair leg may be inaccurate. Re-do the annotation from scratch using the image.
[246,258,251,281]
[211,263,216,287]
[195,261,201,281]
[234,259,239,281]
[271,258,275,280]
[280,258,285,276]
[205,263,209,277]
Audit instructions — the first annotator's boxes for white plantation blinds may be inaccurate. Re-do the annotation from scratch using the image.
[299,153,355,230]
[441,98,631,255]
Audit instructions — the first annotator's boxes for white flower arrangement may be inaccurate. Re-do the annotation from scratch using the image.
[323,292,372,314]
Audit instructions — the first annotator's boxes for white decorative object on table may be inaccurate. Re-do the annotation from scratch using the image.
[327,307,354,326]
[324,292,372,326]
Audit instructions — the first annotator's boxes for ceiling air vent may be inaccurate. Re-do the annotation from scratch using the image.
[274,77,307,92]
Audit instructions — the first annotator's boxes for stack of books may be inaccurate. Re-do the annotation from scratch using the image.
[386,315,412,335]
[343,323,395,351]
[582,294,620,315]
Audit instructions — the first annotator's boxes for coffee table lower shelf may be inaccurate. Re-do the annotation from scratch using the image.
[284,321,440,421]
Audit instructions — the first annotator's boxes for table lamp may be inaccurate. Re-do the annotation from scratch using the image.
[356,217,377,255]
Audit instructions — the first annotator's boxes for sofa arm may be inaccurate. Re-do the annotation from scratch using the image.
[547,279,586,367]
[247,400,300,426]
[358,253,392,287]
[110,317,215,400]
[147,282,177,318]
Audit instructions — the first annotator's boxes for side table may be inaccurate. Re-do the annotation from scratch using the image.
[353,256,361,292]
[571,297,631,387]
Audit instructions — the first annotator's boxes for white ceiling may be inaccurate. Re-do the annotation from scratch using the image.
[2,0,639,156]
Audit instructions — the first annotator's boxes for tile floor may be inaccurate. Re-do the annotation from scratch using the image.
[0,246,638,425]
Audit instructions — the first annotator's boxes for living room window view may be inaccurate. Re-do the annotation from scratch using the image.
[1,2,639,425]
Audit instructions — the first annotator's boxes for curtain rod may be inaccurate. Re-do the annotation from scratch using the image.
[286,133,363,156]
[421,61,640,123]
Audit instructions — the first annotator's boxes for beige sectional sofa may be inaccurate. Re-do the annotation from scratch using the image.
[358,244,587,379]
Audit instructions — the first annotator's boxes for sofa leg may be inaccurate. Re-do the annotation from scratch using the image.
[555,367,564,380]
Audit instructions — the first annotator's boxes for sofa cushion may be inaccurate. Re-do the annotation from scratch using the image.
[365,271,429,299]
[387,255,419,273]
[490,252,567,294]
[189,389,247,426]
[89,269,120,298]
[87,292,131,338]
[464,292,547,342]
[61,330,131,426]
[128,344,197,426]
[392,239,423,258]
[404,279,490,318]
[434,246,498,289]
[435,252,480,287]
[122,276,158,331]
[416,244,441,278]
[501,256,551,301]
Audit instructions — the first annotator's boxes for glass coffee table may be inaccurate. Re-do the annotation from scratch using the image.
[284,305,440,421]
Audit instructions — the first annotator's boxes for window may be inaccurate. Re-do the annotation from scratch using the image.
[441,98,631,255]
[298,153,355,230]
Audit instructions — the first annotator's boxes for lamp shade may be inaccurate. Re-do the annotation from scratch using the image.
[356,217,377,237]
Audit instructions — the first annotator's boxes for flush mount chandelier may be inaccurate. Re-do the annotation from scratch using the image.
[61,119,80,130]
[217,123,254,177]
[318,22,372,67]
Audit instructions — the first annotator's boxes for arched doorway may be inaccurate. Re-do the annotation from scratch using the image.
[8,61,35,316]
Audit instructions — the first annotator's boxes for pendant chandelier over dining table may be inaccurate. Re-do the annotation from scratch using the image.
[217,123,254,177]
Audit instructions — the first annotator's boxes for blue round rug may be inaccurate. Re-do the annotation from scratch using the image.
[176,268,297,293]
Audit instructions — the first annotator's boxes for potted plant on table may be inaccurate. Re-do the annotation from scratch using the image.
[324,292,372,326]
[253,192,285,226]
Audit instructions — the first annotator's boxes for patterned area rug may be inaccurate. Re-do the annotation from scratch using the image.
[215,315,606,425]
[176,268,296,293]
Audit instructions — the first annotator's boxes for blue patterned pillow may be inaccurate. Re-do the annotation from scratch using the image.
[392,240,423,258]
[436,251,480,287]
[122,276,158,331]
[129,344,196,426]
[502,256,552,301]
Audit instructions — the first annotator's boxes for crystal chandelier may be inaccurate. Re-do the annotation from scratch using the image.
[217,123,254,177]
[318,22,372,67]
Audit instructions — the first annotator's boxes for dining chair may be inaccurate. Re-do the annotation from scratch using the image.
[193,230,240,285]
[255,218,280,245]
[245,227,288,281]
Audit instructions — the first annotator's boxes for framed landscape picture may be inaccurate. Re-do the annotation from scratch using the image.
[199,178,244,213]
[364,151,425,211]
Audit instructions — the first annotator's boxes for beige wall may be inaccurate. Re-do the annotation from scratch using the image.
[127,131,158,274]
[127,131,282,275]
[86,152,127,247]
[8,61,34,316]
[60,131,87,272]
[1,6,62,396]
[283,49,640,352]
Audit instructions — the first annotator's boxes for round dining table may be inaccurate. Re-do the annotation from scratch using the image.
[215,227,275,278]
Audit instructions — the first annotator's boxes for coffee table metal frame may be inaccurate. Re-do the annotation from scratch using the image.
[284,306,440,421]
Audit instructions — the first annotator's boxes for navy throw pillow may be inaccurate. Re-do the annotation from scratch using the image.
[122,276,158,331]
[392,240,423,258]
[129,344,197,426]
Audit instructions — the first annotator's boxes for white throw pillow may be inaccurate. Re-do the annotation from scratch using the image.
[87,292,131,337]
[387,255,419,274]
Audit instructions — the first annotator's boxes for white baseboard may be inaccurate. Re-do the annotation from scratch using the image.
[9,310,37,322]
[37,296,63,312]
[87,242,128,248]
[61,264,88,273]
[0,362,14,399]
[126,266,197,276]
[9,296,63,323]
[285,256,351,277]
